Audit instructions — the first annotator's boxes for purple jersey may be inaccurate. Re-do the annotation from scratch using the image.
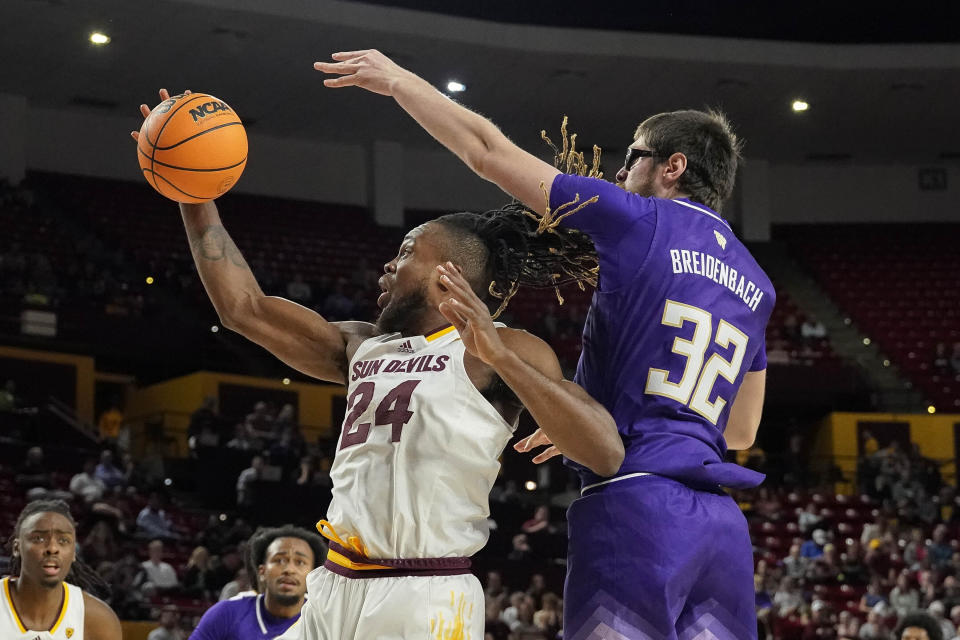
[189,593,301,640]
[550,174,773,490]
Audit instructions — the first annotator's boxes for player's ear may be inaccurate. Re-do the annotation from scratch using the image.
[663,152,688,186]
[11,538,19,556]
[257,564,266,589]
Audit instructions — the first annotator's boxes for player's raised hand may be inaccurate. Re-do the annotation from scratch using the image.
[514,428,563,464]
[129,88,191,141]
[436,262,510,367]
[314,49,416,97]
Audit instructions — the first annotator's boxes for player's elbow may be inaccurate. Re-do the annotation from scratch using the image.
[724,420,760,451]
[218,291,263,334]
[588,422,624,478]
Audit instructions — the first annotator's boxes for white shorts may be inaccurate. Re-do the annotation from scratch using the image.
[277,566,484,640]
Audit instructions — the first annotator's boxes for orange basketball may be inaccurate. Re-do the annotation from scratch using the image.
[137,92,247,203]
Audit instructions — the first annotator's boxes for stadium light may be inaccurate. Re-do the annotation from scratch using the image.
[446,81,466,93]
[792,99,809,112]
[927,405,936,414]
[862,338,871,346]
[524,480,537,491]
[210,325,219,333]
[145,276,154,285]
[90,32,111,45]
[282,378,291,385]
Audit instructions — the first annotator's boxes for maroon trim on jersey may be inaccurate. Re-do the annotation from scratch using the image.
[324,541,472,579]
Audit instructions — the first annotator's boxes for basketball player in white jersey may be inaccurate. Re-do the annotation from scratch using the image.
[2,500,121,640]
[132,89,624,639]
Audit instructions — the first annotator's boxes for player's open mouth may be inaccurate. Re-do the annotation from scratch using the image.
[42,563,60,576]
[277,579,298,588]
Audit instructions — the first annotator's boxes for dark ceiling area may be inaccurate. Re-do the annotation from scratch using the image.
[352,0,960,44]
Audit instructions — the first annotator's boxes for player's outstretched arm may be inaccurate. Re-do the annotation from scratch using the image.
[314,50,559,215]
[83,593,122,640]
[436,263,623,476]
[130,89,367,385]
[179,201,361,384]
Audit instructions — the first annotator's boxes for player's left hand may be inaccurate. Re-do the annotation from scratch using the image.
[314,49,416,96]
[436,262,510,367]
[514,428,562,464]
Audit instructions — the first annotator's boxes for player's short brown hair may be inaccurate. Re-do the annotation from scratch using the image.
[634,109,742,212]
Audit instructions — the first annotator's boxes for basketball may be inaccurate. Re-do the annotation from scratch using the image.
[136,92,247,203]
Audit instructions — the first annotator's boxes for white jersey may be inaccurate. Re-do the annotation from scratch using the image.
[1,577,85,640]
[325,325,515,558]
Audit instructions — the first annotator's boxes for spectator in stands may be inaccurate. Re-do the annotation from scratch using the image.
[70,457,106,503]
[783,542,808,579]
[218,567,251,601]
[774,576,804,617]
[245,402,276,442]
[183,546,214,599]
[949,606,960,638]
[508,533,532,562]
[511,598,541,637]
[799,502,824,534]
[809,543,840,584]
[97,400,124,445]
[801,315,828,342]
[841,538,869,585]
[535,592,561,638]
[501,592,526,629]
[861,516,889,548]
[137,539,180,595]
[209,544,246,594]
[15,446,70,501]
[890,573,921,619]
[836,610,860,640]
[905,528,929,569]
[95,449,126,489]
[928,525,953,569]
[802,528,829,559]
[82,520,119,568]
[485,570,505,601]
[521,506,553,535]
[895,611,943,640]
[526,573,547,603]
[237,455,264,507]
[136,492,179,540]
[147,604,184,640]
[860,578,889,614]
[929,601,956,640]
[226,423,256,450]
[485,599,511,640]
[286,272,312,303]
[803,600,836,640]
[0,379,16,411]
[859,609,891,640]
[187,396,221,455]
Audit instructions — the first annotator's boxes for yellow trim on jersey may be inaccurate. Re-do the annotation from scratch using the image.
[425,325,456,342]
[325,548,392,571]
[317,520,392,570]
[50,583,69,633]
[2,577,27,633]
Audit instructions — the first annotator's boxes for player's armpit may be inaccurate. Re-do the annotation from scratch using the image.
[83,593,122,640]
[493,328,624,477]
[724,369,766,450]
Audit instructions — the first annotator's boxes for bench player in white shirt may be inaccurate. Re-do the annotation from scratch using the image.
[1,500,121,640]
[132,89,624,640]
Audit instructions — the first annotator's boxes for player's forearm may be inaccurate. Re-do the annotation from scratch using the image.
[392,75,509,179]
[492,351,623,477]
[180,201,264,328]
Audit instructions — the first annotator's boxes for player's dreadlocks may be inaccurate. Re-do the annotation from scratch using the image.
[8,499,112,600]
[435,117,603,319]
[245,525,326,593]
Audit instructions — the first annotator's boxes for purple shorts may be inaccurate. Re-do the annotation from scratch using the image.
[564,474,758,640]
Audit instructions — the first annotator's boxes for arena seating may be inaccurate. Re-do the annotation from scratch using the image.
[785,224,960,409]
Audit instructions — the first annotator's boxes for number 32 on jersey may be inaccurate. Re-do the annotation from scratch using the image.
[645,299,748,425]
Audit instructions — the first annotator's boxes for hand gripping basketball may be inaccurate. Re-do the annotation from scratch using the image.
[131,88,247,203]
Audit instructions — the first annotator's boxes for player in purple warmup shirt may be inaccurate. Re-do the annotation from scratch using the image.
[317,51,773,639]
[190,526,325,640]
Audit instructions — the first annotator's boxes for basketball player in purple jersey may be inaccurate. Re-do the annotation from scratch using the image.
[317,51,772,639]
